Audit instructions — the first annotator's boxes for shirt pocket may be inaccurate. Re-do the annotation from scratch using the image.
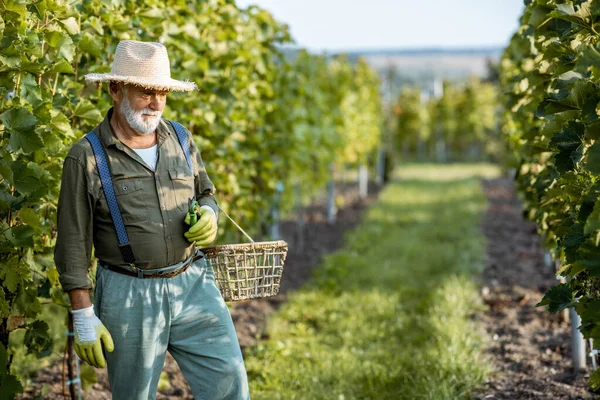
[113,178,149,222]
[169,168,195,211]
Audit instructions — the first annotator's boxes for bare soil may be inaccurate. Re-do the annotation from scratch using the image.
[473,178,598,400]
[18,181,381,400]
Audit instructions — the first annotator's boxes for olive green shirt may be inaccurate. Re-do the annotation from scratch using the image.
[54,108,218,292]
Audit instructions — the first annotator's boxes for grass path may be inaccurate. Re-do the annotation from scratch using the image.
[244,164,500,400]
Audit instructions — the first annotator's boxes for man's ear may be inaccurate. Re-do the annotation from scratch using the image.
[109,82,121,102]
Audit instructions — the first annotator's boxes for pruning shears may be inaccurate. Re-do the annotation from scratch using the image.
[188,197,200,225]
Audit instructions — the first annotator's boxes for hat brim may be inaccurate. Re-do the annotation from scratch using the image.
[84,73,198,92]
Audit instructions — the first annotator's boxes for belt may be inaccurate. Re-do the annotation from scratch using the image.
[100,252,204,279]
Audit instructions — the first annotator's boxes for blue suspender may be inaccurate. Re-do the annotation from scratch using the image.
[86,131,136,265]
[85,120,194,266]
[169,120,194,175]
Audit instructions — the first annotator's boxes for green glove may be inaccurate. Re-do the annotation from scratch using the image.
[184,206,218,247]
[71,305,114,368]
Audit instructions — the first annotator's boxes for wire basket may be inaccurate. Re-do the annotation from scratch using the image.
[200,205,288,301]
[202,240,288,301]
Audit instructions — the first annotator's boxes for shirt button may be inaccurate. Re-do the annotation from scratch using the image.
[161,205,166,210]
[155,176,159,180]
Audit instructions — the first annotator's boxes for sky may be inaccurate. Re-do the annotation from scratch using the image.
[235,0,525,52]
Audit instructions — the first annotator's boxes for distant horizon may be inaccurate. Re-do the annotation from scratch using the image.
[278,44,504,55]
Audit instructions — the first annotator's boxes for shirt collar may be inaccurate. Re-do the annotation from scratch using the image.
[97,107,172,149]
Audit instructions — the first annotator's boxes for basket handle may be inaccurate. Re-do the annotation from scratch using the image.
[216,204,255,243]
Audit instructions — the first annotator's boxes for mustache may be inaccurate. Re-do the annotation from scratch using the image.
[140,109,160,116]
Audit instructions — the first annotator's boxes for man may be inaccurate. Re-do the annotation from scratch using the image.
[54,40,250,400]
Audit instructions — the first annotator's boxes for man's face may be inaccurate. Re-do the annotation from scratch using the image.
[113,84,168,135]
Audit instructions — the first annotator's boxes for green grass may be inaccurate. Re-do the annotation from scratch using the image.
[244,163,500,400]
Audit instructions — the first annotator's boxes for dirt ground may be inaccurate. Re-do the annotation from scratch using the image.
[473,178,598,400]
[18,181,381,400]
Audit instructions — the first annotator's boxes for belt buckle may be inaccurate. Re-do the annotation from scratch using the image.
[147,257,191,279]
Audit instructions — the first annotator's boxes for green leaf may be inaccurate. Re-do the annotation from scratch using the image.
[11,284,41,316]
[138,6,163,19]
[24,320,52,357]
[0,288,10,319]
[585,201,600,245]
[18,208,42,231]
[3,0,27,18]
[529,6,551,27]
[0,287,10,318]
[20,73,42,105]
[570,80,597,109]
[59,17,80,35]
[48,112,76,140]
[554,147,577,173]
[12,161,45,195]
[78,32,103,58]
[0,191,25,214]
[48,58,75,74]
[87,17,105,35]
[59,35,75,62]
[20,58,45,74]
[204,111,216,124]
[556,3,576,15]
[543,41,578,61]
[590,368,600,391]
[0,53,20,69]
[585,141,600,174]
[536,99,579,118]
[40,129,64,153]
[551,2,593,26]
[580,299,600,322]
[46,267,60,287]
[0,259,21,293]
[2,108,43,154]
[1,107,37,134]
[8,225,34,248]
[570,239,600,277]
[0,162,13,183]
[45,29,75,62]
[44,29,67,48]
[561,222,586,263]
[9,129,44,154]
[548,122,582,150]
[0,343,7,374]
[0,373,23,400]
[586,121,600,140]
[536,283,575,313]
[30,0,47,19]
[50,287,69,307]
[73,100,103,123]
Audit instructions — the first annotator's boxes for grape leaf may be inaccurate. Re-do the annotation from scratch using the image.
[536,283,575,313]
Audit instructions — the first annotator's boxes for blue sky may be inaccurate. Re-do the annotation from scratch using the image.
[236,0,525,52]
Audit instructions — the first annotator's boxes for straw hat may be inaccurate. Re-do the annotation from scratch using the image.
[84,40,198,92]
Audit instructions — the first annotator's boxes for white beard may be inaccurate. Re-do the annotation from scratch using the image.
[120,96,162,135]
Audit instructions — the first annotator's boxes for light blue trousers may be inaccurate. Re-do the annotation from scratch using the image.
[94,255,250,400]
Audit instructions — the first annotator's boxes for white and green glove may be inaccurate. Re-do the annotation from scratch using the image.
[71,305,114,368]
[184,203,218,247]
